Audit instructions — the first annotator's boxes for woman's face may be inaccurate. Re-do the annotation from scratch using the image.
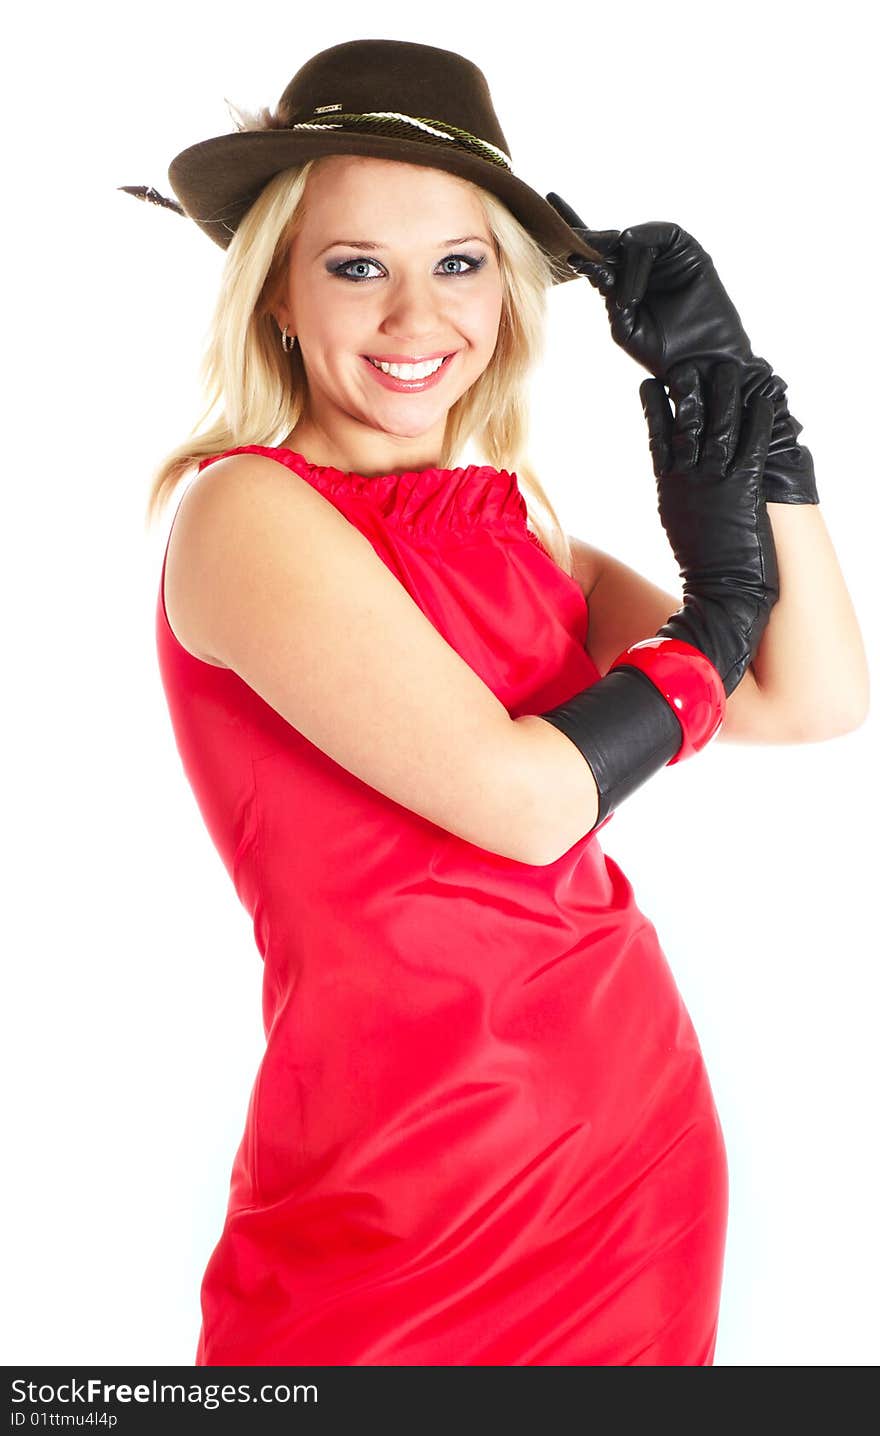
[275,156,504,465]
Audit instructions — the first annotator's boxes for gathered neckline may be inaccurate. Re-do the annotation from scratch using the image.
[195,444,550,552]
[272,446,508,485]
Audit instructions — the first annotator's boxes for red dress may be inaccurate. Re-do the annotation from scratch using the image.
[155,446,728,1366]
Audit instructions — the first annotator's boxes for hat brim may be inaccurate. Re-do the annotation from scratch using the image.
[168,129,598,284]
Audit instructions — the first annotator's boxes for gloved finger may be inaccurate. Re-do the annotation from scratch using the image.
[565,252,619,297]
[616,237,656,309]
[545,193,622,255]
[639,378,673,478]
[618,220,683,252]
[666,362,705,472]
[545,190,620,261]
[732,394,775,481]
[608,287,640,346]
[580,228,625,255]
[544,194,623,295]
[545,189,589,230]
[701,361,742,475]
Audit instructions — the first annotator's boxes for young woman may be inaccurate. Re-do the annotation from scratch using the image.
[131,38,868,1366]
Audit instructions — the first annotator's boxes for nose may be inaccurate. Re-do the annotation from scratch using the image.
[378,270,449,346]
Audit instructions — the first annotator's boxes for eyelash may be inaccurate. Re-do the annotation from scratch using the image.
[331,254,486,283]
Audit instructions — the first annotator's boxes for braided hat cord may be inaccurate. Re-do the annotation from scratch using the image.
[289,111,512,170]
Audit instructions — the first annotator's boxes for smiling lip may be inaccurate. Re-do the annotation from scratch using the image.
[364,350,457,363]
[362,352,456,392]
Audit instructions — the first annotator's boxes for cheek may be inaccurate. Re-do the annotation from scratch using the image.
[301,299,364,368]
[307,291,353,338]
[294,277,353,331]
[467,286,504,350]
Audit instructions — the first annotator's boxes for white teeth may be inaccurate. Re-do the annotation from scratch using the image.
[368,356,446,379]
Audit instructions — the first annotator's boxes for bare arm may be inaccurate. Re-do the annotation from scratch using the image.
[746,503,869,737]
[568,503,869,747]
[165,454,597,866]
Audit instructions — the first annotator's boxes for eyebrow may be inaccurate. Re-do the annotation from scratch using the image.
[318,235,491,256]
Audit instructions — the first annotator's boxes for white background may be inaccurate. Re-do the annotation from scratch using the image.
[4,1,877,1367]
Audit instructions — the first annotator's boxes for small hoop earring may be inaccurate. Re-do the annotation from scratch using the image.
[281,325,295,353]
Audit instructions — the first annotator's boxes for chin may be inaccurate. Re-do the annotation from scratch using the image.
[374,415,451,441]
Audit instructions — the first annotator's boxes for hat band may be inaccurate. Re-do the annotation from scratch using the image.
[288,110,513,171]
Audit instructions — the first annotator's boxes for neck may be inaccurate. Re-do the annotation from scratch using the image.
[280,414,449,479]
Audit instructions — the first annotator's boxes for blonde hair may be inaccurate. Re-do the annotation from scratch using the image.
[145,131,600,576]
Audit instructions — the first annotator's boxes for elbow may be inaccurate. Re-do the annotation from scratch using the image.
[509,714,600,866]
[837,695,871,735]
[811,682,871,740]
[845,681,872,733]
[525,812,602,867]
[790,701,870,743]
[518,837,564,868]
[819,671,872,739]
[821,701,870,739]
[518,837,568,868]
[517,794,598,868]
[510,813,566,868]
[773,676,871,743]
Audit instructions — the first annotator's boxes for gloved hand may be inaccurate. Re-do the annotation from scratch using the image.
[546,191,818,506]
[640,360,779,697]
[537,361,778,835]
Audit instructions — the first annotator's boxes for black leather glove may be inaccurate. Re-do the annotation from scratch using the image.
[643,361,779,696]
[546,192,818,507]
[538,362,778,831]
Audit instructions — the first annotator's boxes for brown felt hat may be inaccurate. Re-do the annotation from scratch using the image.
[125,38,601,285]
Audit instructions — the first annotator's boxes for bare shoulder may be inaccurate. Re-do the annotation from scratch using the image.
[164,452,327,667]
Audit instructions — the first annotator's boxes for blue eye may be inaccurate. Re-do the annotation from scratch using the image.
[330,254,486,282]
